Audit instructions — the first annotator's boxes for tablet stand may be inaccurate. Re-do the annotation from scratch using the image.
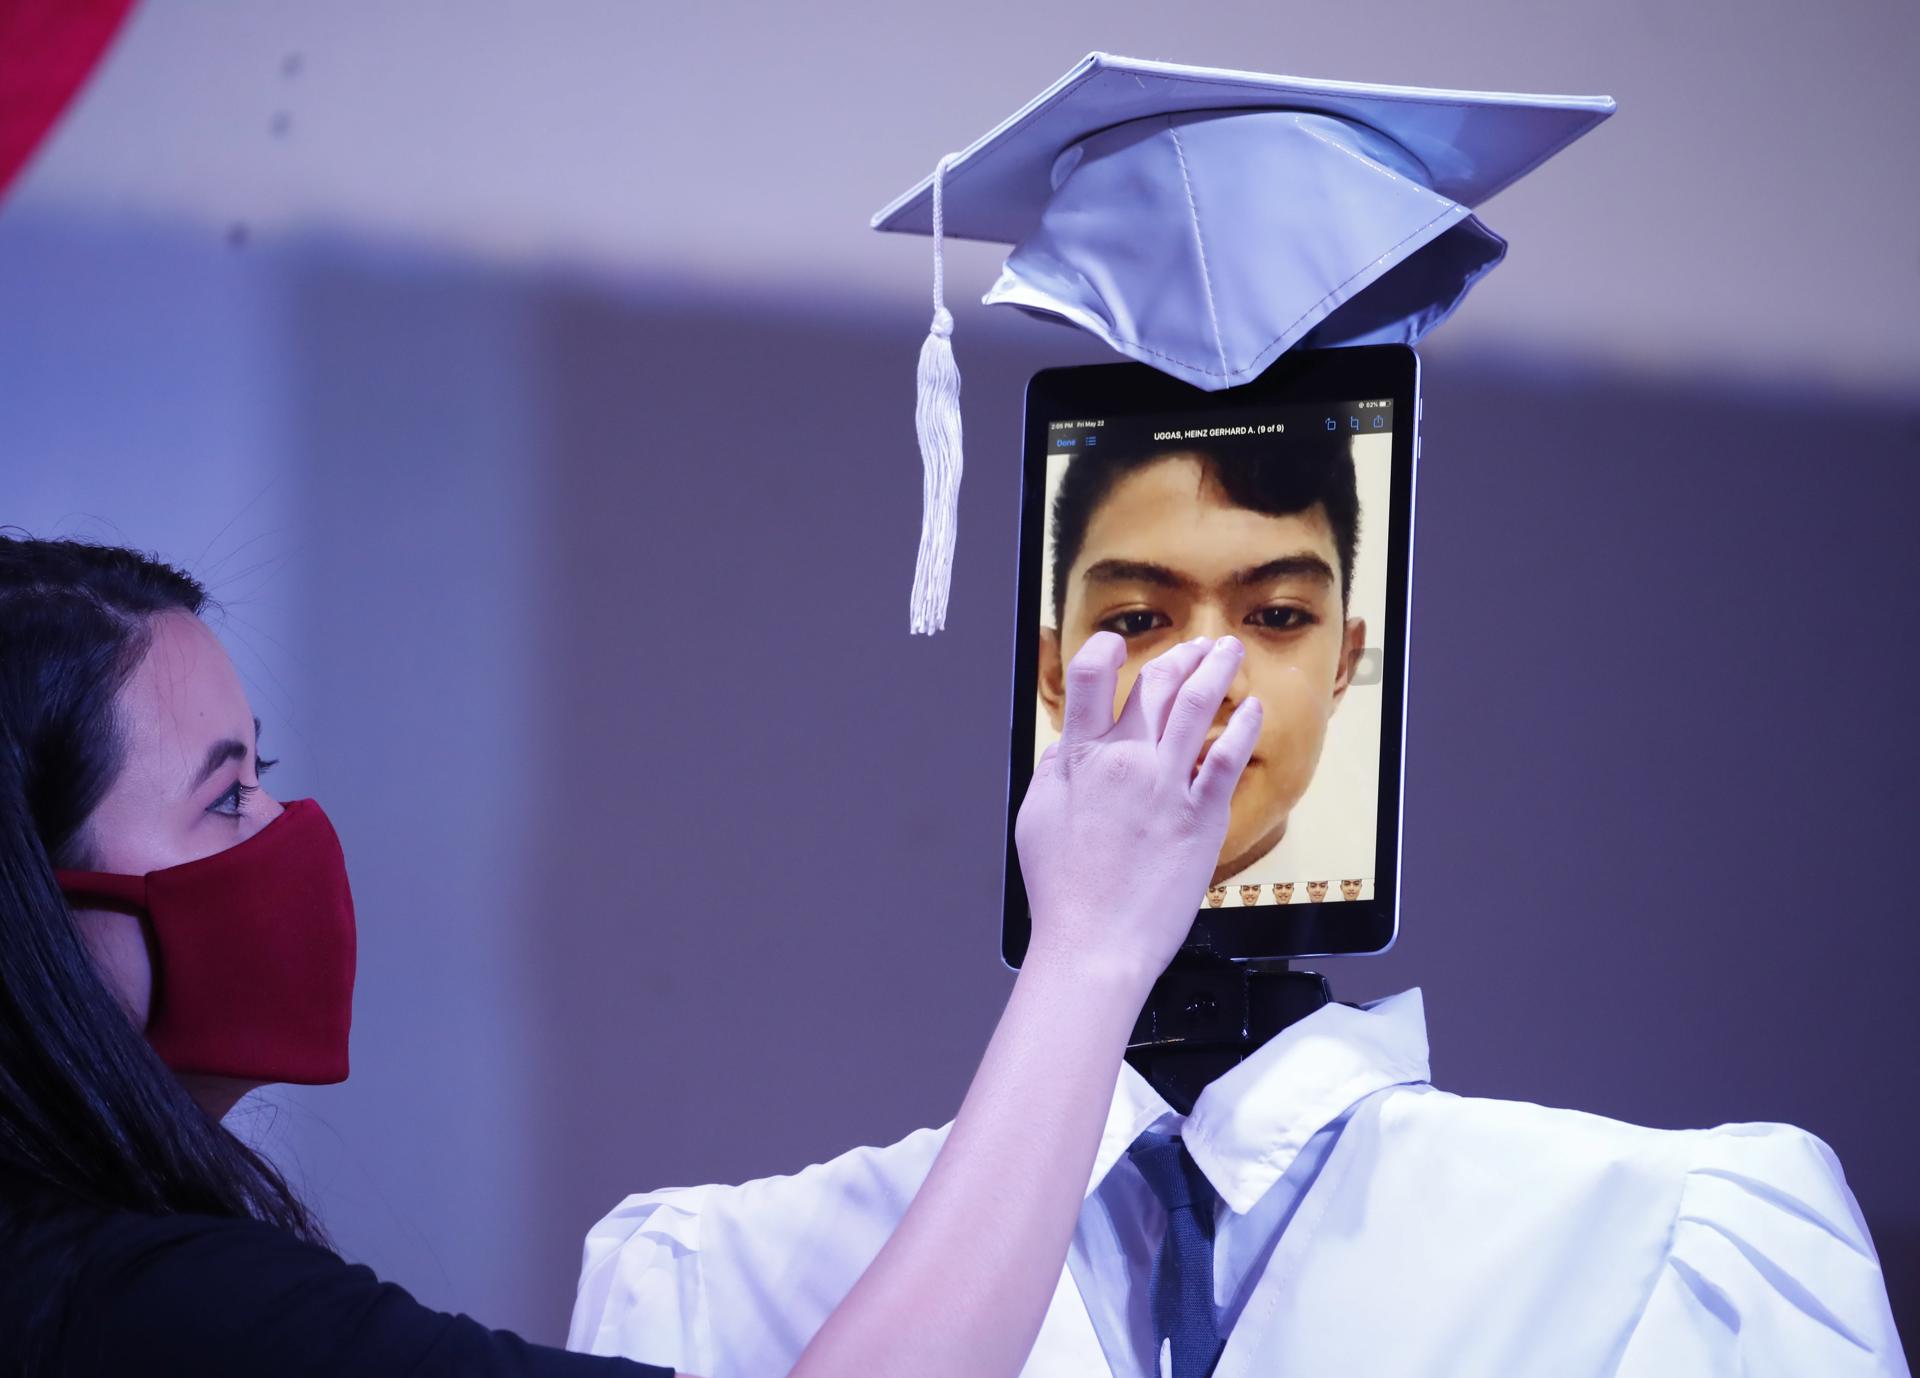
[1125,949,1332,1114]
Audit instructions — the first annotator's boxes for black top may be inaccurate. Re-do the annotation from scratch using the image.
[0,1195,674,1378]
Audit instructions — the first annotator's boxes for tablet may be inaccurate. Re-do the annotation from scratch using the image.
[1002,344,1419,967]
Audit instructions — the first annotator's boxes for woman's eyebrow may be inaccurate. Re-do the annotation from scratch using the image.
[187,716,262,793]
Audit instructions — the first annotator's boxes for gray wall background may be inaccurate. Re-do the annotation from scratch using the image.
[2,0,1916,1362]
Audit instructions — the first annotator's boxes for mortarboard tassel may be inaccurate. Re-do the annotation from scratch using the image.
[910,153,964,635]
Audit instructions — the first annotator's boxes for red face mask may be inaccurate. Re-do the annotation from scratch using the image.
[54,799,356,1085]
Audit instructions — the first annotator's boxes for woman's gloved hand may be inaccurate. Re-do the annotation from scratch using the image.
[1015,632,1260,993]
[787,632,1260,1378]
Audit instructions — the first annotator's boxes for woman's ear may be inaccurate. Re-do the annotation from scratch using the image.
[70,908,153,1031]
[1038,627,1067,732]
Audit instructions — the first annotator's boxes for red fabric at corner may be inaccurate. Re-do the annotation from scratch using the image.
[0,0,137,202]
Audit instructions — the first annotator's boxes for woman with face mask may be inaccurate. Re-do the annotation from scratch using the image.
[0,535,1261,1378]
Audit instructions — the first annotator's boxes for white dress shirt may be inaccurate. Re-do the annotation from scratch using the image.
[569,989,1909,1377]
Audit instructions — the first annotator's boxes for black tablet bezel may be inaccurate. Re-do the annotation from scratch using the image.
[1001,344,1420,968]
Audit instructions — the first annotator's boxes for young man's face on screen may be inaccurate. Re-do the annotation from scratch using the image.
[1040,454,1366,885]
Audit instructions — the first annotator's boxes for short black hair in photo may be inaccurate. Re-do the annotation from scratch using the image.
[1049,439,1361,629]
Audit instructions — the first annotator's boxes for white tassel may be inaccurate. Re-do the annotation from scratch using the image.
[910,153,964,635]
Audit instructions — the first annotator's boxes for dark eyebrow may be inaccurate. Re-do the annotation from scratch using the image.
[1080,559,1190,591]
[189,716,262,793]
[1080,554,1336,593]
[1233,555,1337,588]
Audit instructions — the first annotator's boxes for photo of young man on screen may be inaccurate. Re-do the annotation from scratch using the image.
[1037,435,1375,896]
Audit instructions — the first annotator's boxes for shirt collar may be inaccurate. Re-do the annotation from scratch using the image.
[1085,987,1431,1214]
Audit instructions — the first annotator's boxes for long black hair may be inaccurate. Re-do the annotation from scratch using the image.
[0,535,327,1245]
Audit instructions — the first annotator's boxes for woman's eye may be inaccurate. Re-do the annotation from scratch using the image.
[1097,609,1171,638]
[1248,605,1315,632]
[209,781,259,819]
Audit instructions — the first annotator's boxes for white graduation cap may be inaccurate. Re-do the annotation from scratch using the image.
[874,52,1614,633]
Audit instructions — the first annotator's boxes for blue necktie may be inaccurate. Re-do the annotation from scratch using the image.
[1127,1131,1226,1378]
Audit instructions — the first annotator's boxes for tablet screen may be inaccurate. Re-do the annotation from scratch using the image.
[1005,347,1416,964]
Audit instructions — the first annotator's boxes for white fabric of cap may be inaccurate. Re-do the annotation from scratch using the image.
[982,109,1507,391]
